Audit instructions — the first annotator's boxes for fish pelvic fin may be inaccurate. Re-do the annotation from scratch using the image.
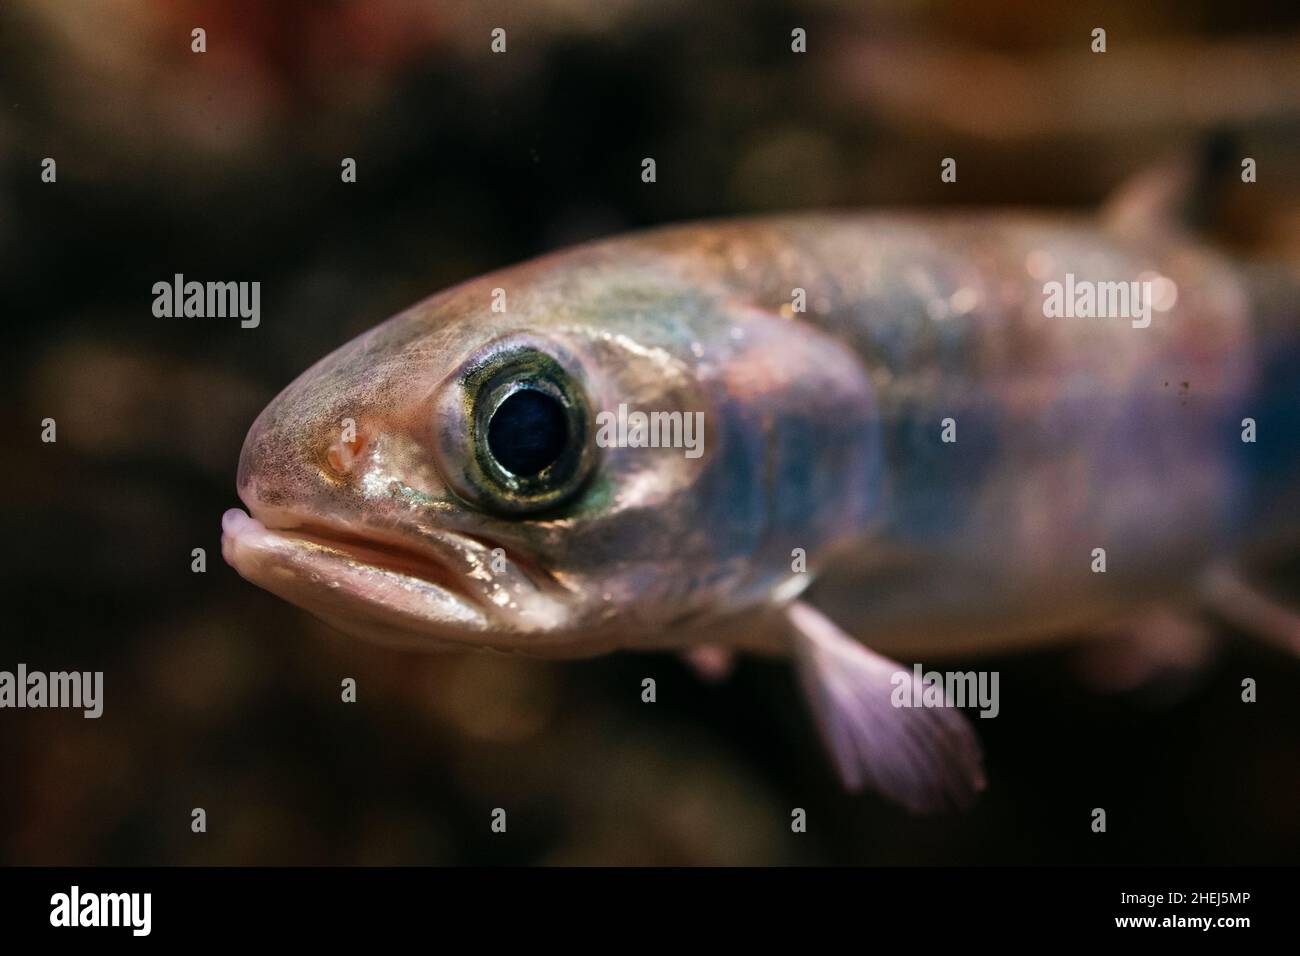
[681,644,736,682]
[1073,606,1218,700]
[1200,565,1300,656]
[787,601,986,813]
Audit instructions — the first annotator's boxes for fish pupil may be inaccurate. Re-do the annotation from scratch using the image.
[487,387,569,477]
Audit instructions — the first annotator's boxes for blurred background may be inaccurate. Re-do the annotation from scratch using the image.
[3,0,1300,865]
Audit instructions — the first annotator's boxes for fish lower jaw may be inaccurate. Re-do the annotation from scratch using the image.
[219,508,581,653]
[220,507,491,641]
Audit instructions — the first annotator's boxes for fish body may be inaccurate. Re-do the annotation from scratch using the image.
[223,210,1300,809]
[682,213,1295,657]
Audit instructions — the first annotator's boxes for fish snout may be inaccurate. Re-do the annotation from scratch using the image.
[235,377,460,534]
[233,386,360,528]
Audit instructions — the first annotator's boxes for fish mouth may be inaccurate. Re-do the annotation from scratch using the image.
[246,513,485,600]
[221,507,548,648]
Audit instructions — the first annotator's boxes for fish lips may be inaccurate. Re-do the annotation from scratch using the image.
[220,507,571,651]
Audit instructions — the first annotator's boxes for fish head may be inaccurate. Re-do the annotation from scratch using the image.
[222,249,881,655]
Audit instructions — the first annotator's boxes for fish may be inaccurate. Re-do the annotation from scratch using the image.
[222,183,1300,812]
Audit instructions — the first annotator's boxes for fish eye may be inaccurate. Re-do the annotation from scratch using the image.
[435,340,595,515]
[486,387,569,478]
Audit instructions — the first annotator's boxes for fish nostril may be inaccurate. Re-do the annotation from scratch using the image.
[324,428,368,478]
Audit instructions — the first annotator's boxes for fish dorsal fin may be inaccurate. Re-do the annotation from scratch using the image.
[1102,132,1236,237]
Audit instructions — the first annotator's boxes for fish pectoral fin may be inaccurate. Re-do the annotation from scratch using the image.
[787,601,986,813]
[1200,565,1300,656]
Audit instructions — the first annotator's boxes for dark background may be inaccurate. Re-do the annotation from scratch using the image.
[2,0,1299,865]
